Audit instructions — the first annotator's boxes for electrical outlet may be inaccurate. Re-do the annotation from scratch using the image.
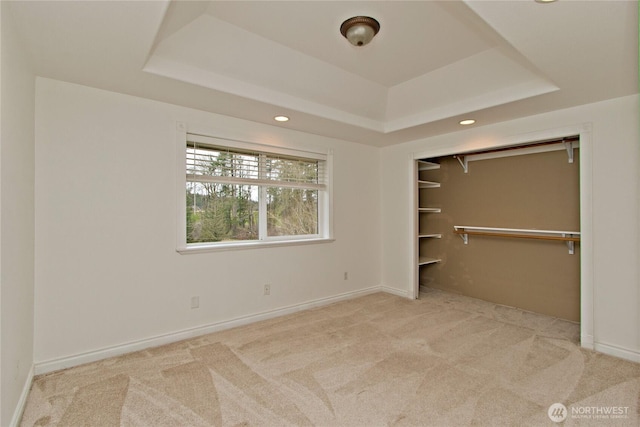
[191,296,199,309]
[264,284,271,295]
[344,272,348,280]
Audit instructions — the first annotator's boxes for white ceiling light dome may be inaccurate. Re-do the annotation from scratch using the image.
[340,16,380,47]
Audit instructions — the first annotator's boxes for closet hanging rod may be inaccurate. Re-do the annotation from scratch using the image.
[453,226,580,254]
[453,136,579,158]
[452,136,579,173]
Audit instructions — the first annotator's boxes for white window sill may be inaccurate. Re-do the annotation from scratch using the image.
[177,237,335,254]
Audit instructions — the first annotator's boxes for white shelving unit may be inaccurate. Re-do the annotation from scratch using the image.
[418,180,441,189]
[418,161,440,171]
[418,256,440,266]
[418,233,442,239]
[417,160,442,289]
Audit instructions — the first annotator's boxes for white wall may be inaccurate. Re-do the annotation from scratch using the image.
[380,94,640,361]
[28,75,640,375]
[0,3,36,425]
[34,78,382,368]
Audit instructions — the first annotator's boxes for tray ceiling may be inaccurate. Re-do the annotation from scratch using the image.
[7,0,638,147]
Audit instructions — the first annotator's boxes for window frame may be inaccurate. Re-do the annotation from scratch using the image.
[176,122,334,253]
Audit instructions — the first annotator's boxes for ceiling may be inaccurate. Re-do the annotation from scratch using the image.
[8,0,638,147]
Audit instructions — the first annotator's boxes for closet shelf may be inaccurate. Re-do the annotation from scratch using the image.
[418,180,440,188]
[418,233,442,239]
[418,256,441,266]
[452,138,579,173]
[418,160,440,171]
[453,226,580,254]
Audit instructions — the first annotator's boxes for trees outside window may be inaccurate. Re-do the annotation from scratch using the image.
[185,140,327,246]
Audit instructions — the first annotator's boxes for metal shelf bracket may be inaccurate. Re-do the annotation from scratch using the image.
[564,140,574,163]
[563,234,575,254]
[454,155,468,173]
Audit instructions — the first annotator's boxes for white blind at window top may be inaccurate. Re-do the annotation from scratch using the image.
[186,142,326,190]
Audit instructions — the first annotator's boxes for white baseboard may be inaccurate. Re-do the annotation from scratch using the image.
[34,286,387,375]
[381,285,410,298]
[10,363,34,427]
[594,341,640,363]
[31,285,639,383]
[580,334,594,350]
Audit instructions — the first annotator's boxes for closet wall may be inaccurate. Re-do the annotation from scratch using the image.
[419,146,580,321]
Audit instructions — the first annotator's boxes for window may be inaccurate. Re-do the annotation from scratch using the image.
[177,126,332,252]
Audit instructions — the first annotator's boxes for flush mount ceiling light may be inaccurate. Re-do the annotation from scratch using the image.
[340,16,380,47]
[459,119,476,126]
[274,115,289,122]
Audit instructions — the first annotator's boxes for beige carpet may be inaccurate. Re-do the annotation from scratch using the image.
[20,290,640,426]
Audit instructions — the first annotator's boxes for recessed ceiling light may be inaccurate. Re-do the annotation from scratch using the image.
[274,115,289,122]
[459,119,476,126]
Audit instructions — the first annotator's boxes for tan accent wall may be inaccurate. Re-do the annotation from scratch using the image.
[419,148,580,321]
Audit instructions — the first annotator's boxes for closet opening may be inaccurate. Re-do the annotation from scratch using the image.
[415,136,581,322]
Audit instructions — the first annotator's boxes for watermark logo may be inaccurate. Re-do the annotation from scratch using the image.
[548,403,568,423]
[548,403,630,422]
